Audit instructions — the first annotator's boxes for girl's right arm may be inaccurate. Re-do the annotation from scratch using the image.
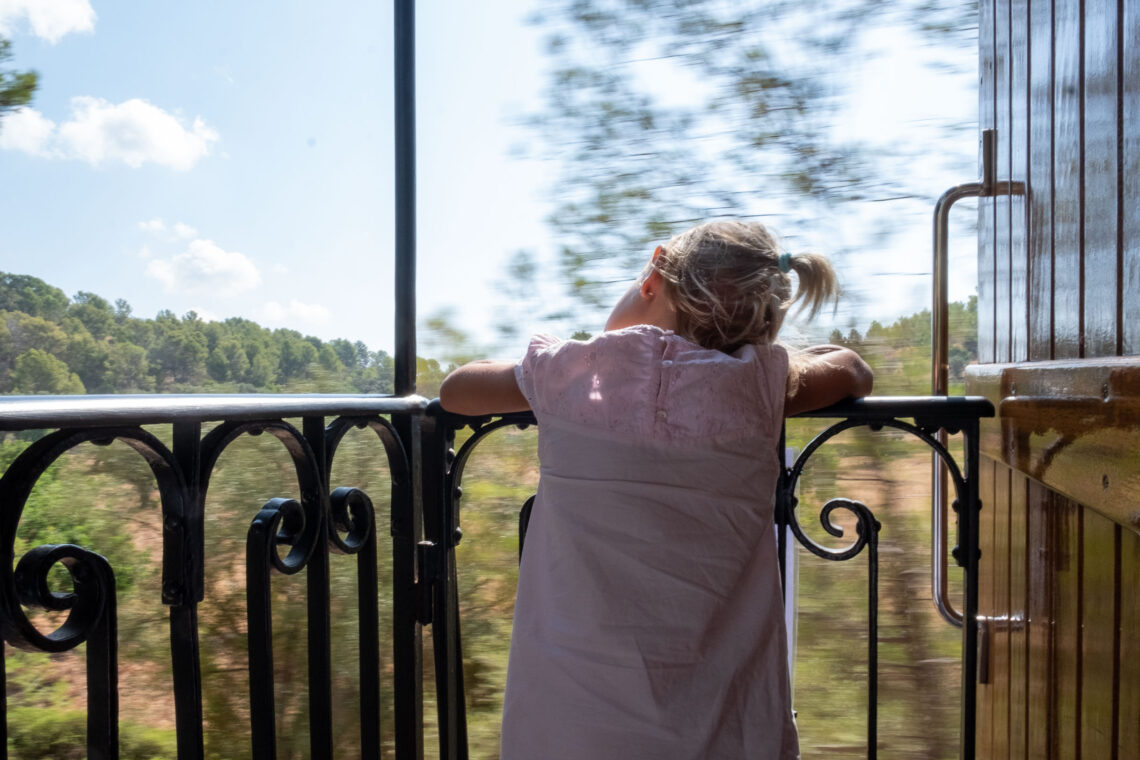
[785,345,874,417]
[439,360,531,416]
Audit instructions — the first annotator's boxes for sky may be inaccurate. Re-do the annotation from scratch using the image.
[0,0,977,357]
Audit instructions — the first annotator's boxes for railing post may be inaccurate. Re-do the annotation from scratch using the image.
[394,0,417,397]
[392,414,425,760]
[303,416,334,759]
[959,417,982,760]
[171,420,205,760]
[421,414,467,759]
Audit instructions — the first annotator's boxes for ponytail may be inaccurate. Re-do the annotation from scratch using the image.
[786,252,840,320]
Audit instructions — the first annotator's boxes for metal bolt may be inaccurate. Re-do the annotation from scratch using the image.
[1102,474,1110,490]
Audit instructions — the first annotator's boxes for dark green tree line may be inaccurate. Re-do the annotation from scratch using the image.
[0,272,398,395]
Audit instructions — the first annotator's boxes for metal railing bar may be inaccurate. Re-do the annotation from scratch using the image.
[394,0,417,397]
[0,393,429,430]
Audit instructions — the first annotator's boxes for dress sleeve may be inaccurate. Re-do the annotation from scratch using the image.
[514,333,563,413]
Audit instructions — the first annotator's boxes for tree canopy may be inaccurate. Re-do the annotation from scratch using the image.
[0,38,37,119]
[0,271,397,395]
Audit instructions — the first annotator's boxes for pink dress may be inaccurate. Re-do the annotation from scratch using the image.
[501,325,799,759]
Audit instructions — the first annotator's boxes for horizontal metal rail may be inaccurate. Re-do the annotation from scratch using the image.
[0,393,429,430]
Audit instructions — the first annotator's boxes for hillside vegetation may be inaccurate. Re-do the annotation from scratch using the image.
[0,271,978,758]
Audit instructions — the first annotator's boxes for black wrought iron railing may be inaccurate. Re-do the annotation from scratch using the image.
[432,394,992,760]
[0,391,990,760]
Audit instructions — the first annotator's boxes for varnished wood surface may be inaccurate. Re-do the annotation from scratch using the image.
[1052,0,1082,359]
[1009,0,1029,363]
[966,359,1140,532]
[967,0,1140,753]
[1052,494,1080,760]
[1007,476,1027,758]
[978,457,996,754]
[979,0,997,365]
[1025,479,1052,757]
[1027,0,1054,361]
[1079,512,1118,756]
[992,467,1011,758]
[1082,0,1121,357]
[996,0,1013,365]
[1126,1,1140,355]
[1120,530,1140,757]
[976,462,1136,759]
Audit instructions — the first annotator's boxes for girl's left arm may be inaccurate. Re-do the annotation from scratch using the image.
[785,345,874,417]
[439,360,531,416]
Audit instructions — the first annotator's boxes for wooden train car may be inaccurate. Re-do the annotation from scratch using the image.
[967,0,1139,756]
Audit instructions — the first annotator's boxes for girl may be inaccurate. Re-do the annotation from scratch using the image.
[440,220,872,759]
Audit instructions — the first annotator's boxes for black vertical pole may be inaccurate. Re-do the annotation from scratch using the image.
[960,419,981,760]
[394,0,417,397]
[393,3,425,759]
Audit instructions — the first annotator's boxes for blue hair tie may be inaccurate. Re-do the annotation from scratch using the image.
[777,252,793,273]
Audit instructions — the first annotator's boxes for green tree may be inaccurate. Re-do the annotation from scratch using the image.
[105,341,152,392]
[0,38,37,120]
[2,310,68,357]
[69,292,115,340]
[206,337,251,383]
[0,274,69,322]
[148,316,208,387]
[11,349,85,394]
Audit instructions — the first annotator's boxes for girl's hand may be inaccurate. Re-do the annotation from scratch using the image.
[785,345,873,416]
[439,360,531,416]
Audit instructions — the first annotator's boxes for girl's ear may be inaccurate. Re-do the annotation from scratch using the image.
[640,265,664,299]
[641,246,666,298]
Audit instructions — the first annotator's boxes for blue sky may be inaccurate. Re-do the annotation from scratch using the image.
[0,1,976,356]
[0,0,551,355]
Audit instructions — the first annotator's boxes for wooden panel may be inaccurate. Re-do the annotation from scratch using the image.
[1124,0,1140,354]
[1120,527,1140,757]
[966,358,1140,531]
[978,456,996,756]
[1025,479,1053,757]
[996,0,1013,364]
[991,465,1011,758]
[1052,495,1080,760]
[1027,0,1054,360]
[1082,0,1120,357]
[1008,473,1028,758]
[980,0,997,365]
[1080,511,1118,756]
[1052,0,1082,358]
[1009,0,1029,363]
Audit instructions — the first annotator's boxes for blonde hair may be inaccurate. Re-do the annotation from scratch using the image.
[651,220,839,353]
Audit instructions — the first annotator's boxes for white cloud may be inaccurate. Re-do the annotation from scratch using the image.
[0,98,219,171]
[262,300,331,325]
[0,107,54,155]
[0,0,95,43]
[146,239,261,297]
[138,218,166,233]
[172,222,197,239]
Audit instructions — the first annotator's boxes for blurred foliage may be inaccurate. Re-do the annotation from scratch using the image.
[0,37,37,119]
[521,0,978,332]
